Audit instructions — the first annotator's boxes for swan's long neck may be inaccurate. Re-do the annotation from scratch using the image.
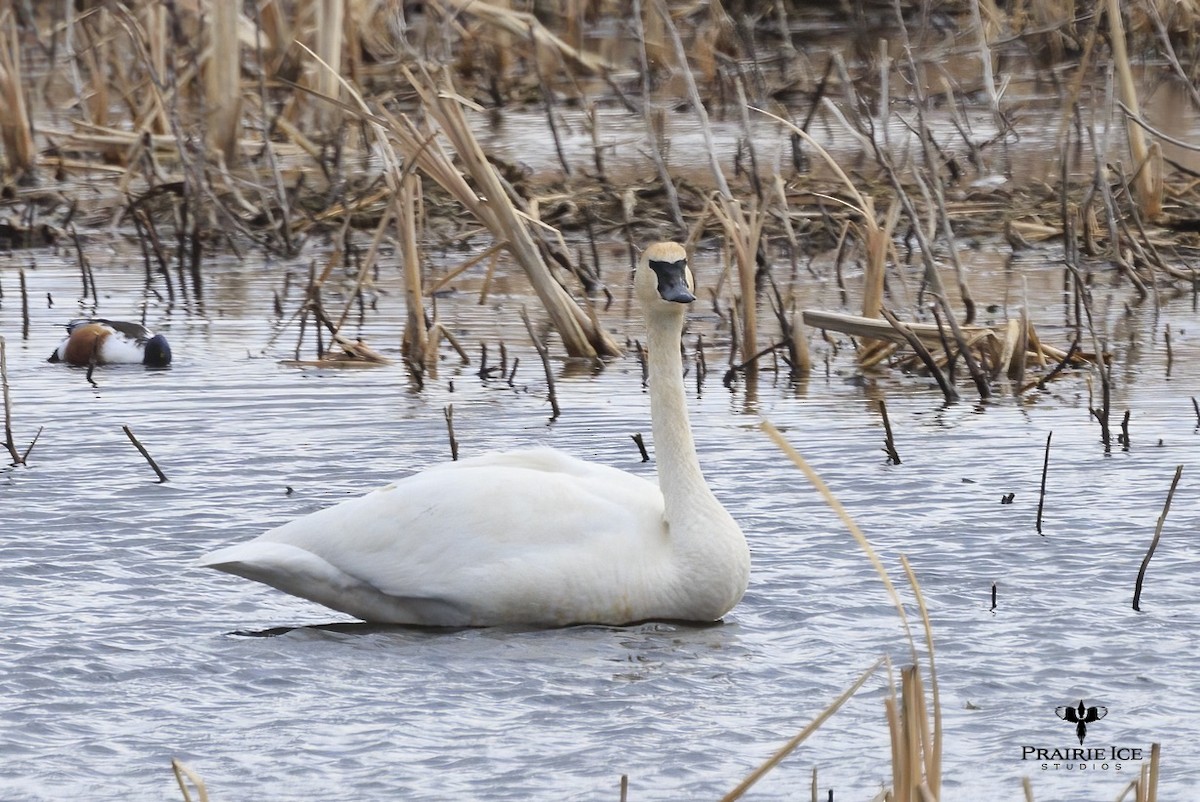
[645,306,713,514]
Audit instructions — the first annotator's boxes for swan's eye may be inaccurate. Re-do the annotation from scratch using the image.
[647,258,696,304]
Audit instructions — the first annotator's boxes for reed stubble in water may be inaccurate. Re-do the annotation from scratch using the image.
[1036,432,1052,535]
[122,425,168,483]
[1132,465,1184,612]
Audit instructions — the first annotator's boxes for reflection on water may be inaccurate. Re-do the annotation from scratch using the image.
[0,245,1197,802]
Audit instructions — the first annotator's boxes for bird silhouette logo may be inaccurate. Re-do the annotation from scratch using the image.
[1056,700,1108,744]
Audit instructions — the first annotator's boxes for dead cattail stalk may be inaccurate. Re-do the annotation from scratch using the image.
[1192,397,1200,427]
[1036,432,1052,535]
[1106,0,1162,220]
[991,581,998,611]
[1164,323,1173,377]
[899,555,943,799]
[0,10,36,176]
[879,398,901,465]
[1,336,24,466]
[1133,465,1183,612]
[123,425,168,483]
[520,307,560,421]
[204,0,241,163]
[443,405,459,461]
[631,433,649,462]
[19,266,28,340]
[396,172,431,374]
[312,0,344,132]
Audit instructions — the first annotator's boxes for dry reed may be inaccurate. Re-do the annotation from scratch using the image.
[0,8,35,176]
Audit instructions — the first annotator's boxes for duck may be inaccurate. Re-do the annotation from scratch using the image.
[48,318,172,367]
[199,242,750,627]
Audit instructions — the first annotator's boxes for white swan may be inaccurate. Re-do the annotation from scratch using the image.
[199,242,750,627]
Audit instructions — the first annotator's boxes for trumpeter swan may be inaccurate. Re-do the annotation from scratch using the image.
[199,242,750,626]
[49,319,172,367]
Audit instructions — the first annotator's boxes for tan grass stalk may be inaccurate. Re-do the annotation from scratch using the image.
[0,10,36,175]
[313,0,344,131]
[170,757,210,802]
[761,421,916,652]
[204,0,242,163]
[901,555,942,799]
[1106,0,1162,220]
[720,657,886,802]
[397,171,429,371]
[755,423,946,798]
[710,197,765,379]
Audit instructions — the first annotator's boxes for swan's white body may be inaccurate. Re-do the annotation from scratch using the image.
[200,242,750,626]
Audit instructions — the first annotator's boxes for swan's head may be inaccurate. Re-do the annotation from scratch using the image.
[636,242,695,310]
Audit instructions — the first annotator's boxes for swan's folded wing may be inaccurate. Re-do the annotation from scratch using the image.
[202,449,668,618]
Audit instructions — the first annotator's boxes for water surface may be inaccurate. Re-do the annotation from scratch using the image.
[1,246,1197,801]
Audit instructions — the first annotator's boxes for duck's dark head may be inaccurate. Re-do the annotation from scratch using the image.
[142,334,172,367]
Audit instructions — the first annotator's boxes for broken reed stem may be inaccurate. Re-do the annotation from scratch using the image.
[720,657,886,802]
[443,404,459,461]
[991,581,998,611]
[520,307,560,421]
[1036,431,1052,535]
[878,398,901,464]
[631,432,650,462]
[1133,465,1183,611]
[1,336,23,465]
[122,425,168,482]
[1193,397,1200,427]
[879,307,960,403]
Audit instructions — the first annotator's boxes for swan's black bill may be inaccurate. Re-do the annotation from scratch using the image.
[648,257,695,303]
